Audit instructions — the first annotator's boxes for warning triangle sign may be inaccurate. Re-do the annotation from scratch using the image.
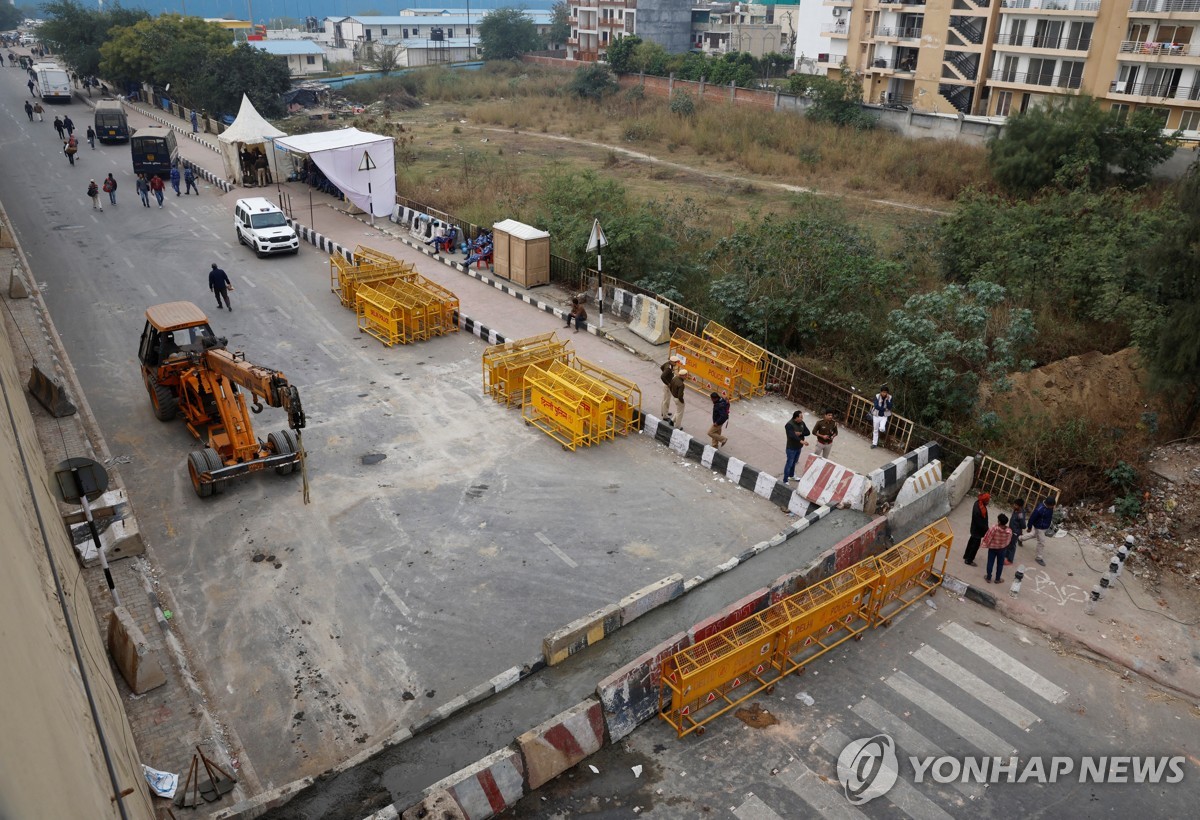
[358,150,376,171]
[706,692,717,703]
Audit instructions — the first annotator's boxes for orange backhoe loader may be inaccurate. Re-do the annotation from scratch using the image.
[138,302,307,499]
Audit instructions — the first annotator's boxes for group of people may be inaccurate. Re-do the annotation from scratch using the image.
[963,494,1057,584]
[426,223,459,255]
[239,147,271,187]
[85,173,119,210]
[464,231,493,268]
[781,408,841,483]
[168,164,201,196]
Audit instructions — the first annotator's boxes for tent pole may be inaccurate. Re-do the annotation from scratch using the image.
[271,137,282,196]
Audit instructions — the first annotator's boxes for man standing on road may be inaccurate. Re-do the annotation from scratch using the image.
[962,492,990,567]
[812,409,839,459]
[660,355,680,421]
[86,179,102,211]
[102,173,117,205]
[136,174,150,207]
[27,77,35,96]
[149,174,165,207]
[668,368,687,428]
[708,392,729,449]
[1021,496,1056,567]
[53,115,65,140]
[23,100,32,121]
[1006,498,1027,566]
[871,385,893,449]
[169,165,181,196]
[63,114,74,136]
[209,263,233,312]
[183,166,199,195]
[983,513,1012,585]
[783,410,810,484]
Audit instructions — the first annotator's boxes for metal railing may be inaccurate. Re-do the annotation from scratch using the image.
[994,33,1092,50]
[1130,0,1200,12]
[875,26,924,38]
[1003,0,1101,9]
[989,69,1083,87]
[1119,40,1194,57]
[1110,79,1200,98]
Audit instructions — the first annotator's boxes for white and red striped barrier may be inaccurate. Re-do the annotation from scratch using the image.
[795,454,870,510]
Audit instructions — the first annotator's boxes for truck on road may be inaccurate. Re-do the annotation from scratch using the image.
[34,62,71,103]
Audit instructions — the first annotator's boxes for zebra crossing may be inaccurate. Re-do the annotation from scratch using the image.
[732,619,1070,818]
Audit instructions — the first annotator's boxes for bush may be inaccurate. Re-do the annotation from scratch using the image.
[669,89,695,119]
[1114,494,1142,521]
[1105,461,1139,494]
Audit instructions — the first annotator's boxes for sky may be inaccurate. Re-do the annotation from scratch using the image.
[28,1,555,26]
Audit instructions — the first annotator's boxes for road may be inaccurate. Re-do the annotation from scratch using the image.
[512,591,1199,818]
[0,72,798,788]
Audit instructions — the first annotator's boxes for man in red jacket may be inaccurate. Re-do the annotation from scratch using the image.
[149,174,165,208]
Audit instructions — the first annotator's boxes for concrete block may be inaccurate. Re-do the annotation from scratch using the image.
[689,587,769,644]
[401,789,466,820]
[9,267,29,298]
[420,747,525,820]
[946,456,975,507]
[628,294,671,345]
[887,483,951,543]
[619,574,684,627]
[72,516,146,567]
[61,488,129,525]
[596,630,690,743]
[895,460,942,507]
[542,603,621,666]
[107,606,166,694]
[795,454,870,510]
[516,698,607,791]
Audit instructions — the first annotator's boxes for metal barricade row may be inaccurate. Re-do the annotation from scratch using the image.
[521,365,604,451]
[482,335,573,407]
[668,328,744,401]
[702,321,768,398]
[871,518,952,627]
[571,357,642,436]
[546,361,617,444]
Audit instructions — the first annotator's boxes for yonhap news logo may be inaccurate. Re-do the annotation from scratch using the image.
[837,734,1185,803]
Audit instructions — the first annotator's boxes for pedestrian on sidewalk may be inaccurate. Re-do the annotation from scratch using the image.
[708,392,730,449]
[183,166,199,195]
[1021,496,1056,566]
[86,179,102,211]
[983,513,1012,584]
[169,165,181,196]
[23,100,32,121]
[783,410,810,484]
[962,492,990,566]
[1005,498,1026,566]
[565,298,587,333]
[870,385,893,449]
[812,409,839,459]
[136,173,150,207]
[102,173,117,205]
[32,101,44,121]
[209,263,233,312]
[668,369,688,428]
[53,115,65,140]
[191,110,199,132]
[660,355,681,421]
[149,174,165,207]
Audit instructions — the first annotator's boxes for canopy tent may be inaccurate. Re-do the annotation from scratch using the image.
[218,94,288,185]
[272,128,396,219]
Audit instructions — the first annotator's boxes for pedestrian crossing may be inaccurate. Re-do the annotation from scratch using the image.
[731,619,1069,818]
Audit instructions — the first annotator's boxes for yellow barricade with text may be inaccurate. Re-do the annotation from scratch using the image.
[355,281,433,346]
[521,364,614,451]
[570,357,642,436]
[331,247,416,309]
[668,328,745,401]
[546,360,618,444]
[702,321,767,398]
[871,518,952,627]
[482,334,573,407]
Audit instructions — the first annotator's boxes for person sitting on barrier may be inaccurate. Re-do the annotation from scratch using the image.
[983,513,1012,585]
[426,222,445,247]
[565,298,587,333]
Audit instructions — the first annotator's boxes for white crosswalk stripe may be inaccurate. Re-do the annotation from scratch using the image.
[940,621,1068,703]
[885,670,1016,757]
[782,757,868,820]
[732,793,785,820]
[817,727,956,820]
[913,644,1041,729]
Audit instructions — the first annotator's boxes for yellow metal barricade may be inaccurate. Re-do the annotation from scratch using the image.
[331,248,417,309]
[355,283,404,347]
[770,562,877,677]
[522,365,594,451]
[546,360,617,444]
[401,273,460,336]
[375,280,439,343]
[871,518,953,627]
[668,328,745,401]
[571,358,641,436]
[482,335,573,407]
[702,322,767,398]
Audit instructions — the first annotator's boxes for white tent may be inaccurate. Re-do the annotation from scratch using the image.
[218,94,288,185]
[272,128,396,219]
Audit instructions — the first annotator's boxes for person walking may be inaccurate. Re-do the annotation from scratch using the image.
[183,165,199,195]
[85,124,96,149]
[191,110,199,132]
[53,115,65,140]
[136,174,150,207]
[1021,496,1056,567]
[209,264,233,311]
[983,513,1013,584]
[86,179,102,211]
[962,492,991,566]
[64,135,78,165]
[812,409,839,459]
[870,385,893,449]
[102,173,117,205]
[149,174,165,207]
[32,101,44,121]
[62,114,74,136]
[660,355,681,421]
[1005,498,1027,566]
[27,77,35,96]
[668,368,687,428]
[782,410,810,484]
[708,392,730,449]
[169,165,181,196]
[564,298,587,333]
[23,100,32,121]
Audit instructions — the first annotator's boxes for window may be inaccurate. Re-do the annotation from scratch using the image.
[1066,21,1093,51]
[1109,103,1130,123]
[994,90,1013,116]
[1141,107,1170,128]
[1000,54,1018,82]
[1145,66,1182,97]
[1007,19,1026,47]
[1058,60,1084,88]
[1180,110,1200,132]
[1028,58,1056,85]
[381,28,387,35]
[1033,19,1064,49]
[403,28,409,37]
[306,55,315,65]
[447,28,454,37]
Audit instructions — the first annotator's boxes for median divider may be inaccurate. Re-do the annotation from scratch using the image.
[543,604,622,666]
[402,746,526,820]
[516,698,608,791]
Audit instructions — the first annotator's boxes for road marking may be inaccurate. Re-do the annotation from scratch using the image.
[534,532,577,568]
[241,276,257,288]
[125,258,136,269]
[940,622,1067,703]
[853,698,983,799]
[315,342,341,361]
[368,566,411,617]
[885,671,1014,757]
[818,726,954,820]
[782,758,866,820]
[275,306,292,322]
[144,283,158,298]
[913,645,1040,729]
[732,793,784,820]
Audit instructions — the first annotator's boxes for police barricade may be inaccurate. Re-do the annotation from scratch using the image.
[401,272,459,336]
[378,279,441,342]
[482,335,573,407]
[668,329,744,401]
[331,250,416,309]
[546,360,618,444]
[521,364,611,451]
[871,518,952,627]
[702,321,767,398]
[658,562,877,738]
[355,281,436,346]
[570,358,641,436]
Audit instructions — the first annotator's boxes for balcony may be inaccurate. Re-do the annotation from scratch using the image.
[566,37,579,46]
[870,56,918,74]
[990,68,1083,88]
[1000,0,1100,11]
[875,25,924,40]
[598,18,623,28]
[993,32,1091,50]
[1110,78,1200,100]
[1119,39,1195,58]
[878,0,926,6]
[821,19,850,38]
[1130,0,1200,12]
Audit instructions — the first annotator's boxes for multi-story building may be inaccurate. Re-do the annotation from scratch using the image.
[796,0,1200,139]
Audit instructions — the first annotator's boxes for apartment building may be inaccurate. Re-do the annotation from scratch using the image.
[797,0,1200,138]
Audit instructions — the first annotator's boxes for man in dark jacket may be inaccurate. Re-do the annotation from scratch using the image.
[660,356,680,420]
[708,392,729,449]
[962,492,990,566]
[1005,498,1027,566]
[783,410,810,484]
[208,263,233,312]
[1021,496,1056,566]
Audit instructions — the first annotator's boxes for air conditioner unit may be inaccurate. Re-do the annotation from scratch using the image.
[832,8,844,17]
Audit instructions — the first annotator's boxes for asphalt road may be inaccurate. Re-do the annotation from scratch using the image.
[512,590,1200,818]
[0,74,799,788]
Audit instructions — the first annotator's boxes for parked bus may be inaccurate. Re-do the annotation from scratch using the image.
[35,63,72,103]
[94,100,129,143]
[130,126,179,180]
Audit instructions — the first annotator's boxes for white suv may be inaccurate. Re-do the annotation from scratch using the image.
[234,198,300,257]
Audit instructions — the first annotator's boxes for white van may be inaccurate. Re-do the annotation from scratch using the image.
[234,197,299,257]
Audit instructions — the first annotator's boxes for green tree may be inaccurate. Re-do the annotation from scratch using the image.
[988,96,1176,196]
[757,51,791,84]
[567,62,617,100]
[876,281,1035,423]
[547,1,571,49]
[189,43,292,118]
[632,41,668,76]
[364,42,401,75]
[669,89,695,119]
[797,69,876,130]
[100,14,230,99]
[604,35,641,74]
[707,51,758,88]
[477,7,541,60]
[37,0,149,78]
[0,3,27,32]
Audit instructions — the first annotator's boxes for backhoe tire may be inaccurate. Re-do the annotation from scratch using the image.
[269,430,297,476]
[201,448,225,495]
[145,371,178,421]
[188,451,214,499]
